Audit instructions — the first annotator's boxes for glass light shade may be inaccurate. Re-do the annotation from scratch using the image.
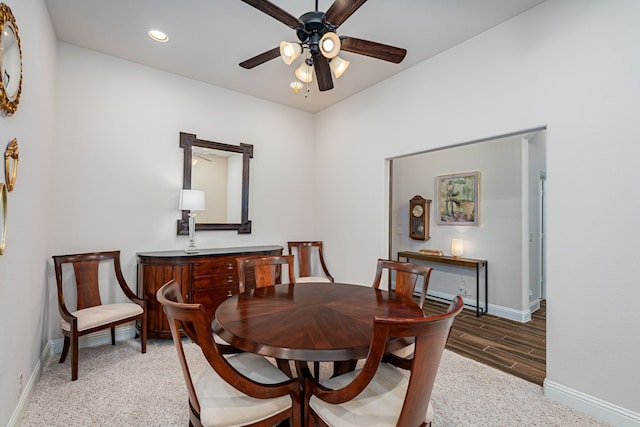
[289,81,304,93]
[320,32,340,58]
[295,62,314,83]
[179,189,205,211]
[451,239,464,258]
[329,56,350,79]
[280,41,302,65]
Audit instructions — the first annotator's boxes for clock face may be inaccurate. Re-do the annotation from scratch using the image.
[412,205,424,217]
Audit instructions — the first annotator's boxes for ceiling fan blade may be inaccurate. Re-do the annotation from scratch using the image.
[314,55,334,91]
[325,0,369,27]
[340,36,407,64]
[240,0,303,29]
[239,47,281,69]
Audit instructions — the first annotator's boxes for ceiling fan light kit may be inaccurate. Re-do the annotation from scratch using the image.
[329,56,349,79]
[279,41,302,65]
[239,0,406,92]
[295,60,314,83]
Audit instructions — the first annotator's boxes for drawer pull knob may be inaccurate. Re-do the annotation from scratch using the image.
[227,263,233,270]
[227,290,233,297]
[227,276,233,283]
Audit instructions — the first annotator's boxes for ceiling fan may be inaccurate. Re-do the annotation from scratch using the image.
[239,0,407,92]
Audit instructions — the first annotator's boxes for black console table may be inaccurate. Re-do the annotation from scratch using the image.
[397,251,488,317]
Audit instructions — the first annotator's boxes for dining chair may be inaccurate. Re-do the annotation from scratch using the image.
[157,280,301,427]
[52,250,147,381]
[304,296,464,427]
[287,241,334,283]
[237,254,295,293]
[372,258,433,309]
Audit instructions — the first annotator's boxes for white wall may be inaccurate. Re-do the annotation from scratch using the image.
[391,136,526,317]
[315,0,640,423]
[0,1,57,425]
[48,43,317,339]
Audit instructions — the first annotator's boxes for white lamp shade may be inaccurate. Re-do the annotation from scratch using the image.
[330,56,350,79]
[179,189,205,211]
[295,62,314,83]
[280,41,302,65]
[320,32,341,58]
[451,239,464,257]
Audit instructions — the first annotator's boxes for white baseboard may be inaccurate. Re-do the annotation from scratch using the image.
[7,325,138,427]
[426,290,533,322]
[544,380,640,427]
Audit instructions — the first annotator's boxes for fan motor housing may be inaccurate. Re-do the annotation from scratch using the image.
[297,11,329,42]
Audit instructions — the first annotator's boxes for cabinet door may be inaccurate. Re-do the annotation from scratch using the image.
[137,262,190,339]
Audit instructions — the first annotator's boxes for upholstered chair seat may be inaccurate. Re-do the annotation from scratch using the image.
[194,352,293,427]
[61,303,143,332]
[308,363,434,426]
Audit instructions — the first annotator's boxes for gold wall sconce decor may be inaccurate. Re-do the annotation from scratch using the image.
[5,137,18,191]
[0,3,22,116]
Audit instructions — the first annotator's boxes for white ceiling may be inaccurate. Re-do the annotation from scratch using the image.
[45,0,545,113]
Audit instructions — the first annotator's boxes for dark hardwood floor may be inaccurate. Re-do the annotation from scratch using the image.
[423,298,546,386]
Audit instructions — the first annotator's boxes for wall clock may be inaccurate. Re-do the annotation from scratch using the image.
[0,3,22,116]
[409,195,431,241]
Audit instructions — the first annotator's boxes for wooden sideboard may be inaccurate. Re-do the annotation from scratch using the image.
[137,245,283,338]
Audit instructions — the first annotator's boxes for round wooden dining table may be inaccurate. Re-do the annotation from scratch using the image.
[212,282,424,362]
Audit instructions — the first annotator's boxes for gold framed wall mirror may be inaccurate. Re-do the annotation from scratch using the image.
[177,132,253,235]
[0,3,22,116]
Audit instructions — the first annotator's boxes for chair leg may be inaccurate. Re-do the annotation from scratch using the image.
[71,334,79,381]
[59,336,70,363]
[111,327,116,345]
[141,314,147,354]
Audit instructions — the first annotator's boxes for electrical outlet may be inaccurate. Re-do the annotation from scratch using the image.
[18,372,22,397]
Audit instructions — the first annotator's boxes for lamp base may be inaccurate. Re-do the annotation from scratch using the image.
[185,240,199,254]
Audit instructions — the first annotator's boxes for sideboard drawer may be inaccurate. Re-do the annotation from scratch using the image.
[194,273,236,290]
[193,257,238,276]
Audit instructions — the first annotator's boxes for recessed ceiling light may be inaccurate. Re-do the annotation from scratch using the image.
[148,29,169,43]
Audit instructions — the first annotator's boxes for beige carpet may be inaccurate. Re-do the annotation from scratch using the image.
[19,338,610,426]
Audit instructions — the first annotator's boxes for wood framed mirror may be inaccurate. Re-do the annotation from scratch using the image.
[177,132,253,235]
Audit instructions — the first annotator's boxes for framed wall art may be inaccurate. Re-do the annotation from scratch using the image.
[436,171,479,226]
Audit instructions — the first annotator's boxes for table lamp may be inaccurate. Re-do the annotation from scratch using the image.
[451,239,464,258]
[179,189,205,254]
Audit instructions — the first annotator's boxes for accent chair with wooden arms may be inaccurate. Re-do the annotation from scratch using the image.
[304,296,464,427]
[287,241,334,283]
[157,280,301,427]
[52,250,147,381]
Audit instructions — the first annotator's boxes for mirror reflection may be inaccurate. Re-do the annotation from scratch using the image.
[191,147,243,224]
[178,132,253,235]
[1,21,20,100]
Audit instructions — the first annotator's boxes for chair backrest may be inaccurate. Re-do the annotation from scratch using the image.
[372,258,432,309]
[236,255,295,293]
[156,280,299,420]
[310,296,463,426]
[287,241,334,282]
[53,250,134,310]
